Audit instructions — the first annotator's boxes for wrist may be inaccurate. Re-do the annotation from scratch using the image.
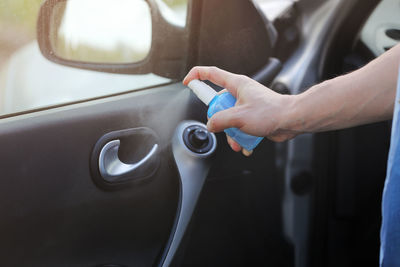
[285,80,335,134]
[281,94,306,135]
[264,93,306,142]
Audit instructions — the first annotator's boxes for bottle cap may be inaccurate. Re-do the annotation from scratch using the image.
[188,80,218,106]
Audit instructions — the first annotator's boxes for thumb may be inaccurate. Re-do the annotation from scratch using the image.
[207,107,243,133]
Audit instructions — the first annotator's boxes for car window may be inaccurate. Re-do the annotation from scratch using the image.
[253,0,297,21]
[361,0,400,57]
[0,0,188,117]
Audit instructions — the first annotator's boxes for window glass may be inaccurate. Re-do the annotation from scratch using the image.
[0,0,188,117]
[253,0,297,21]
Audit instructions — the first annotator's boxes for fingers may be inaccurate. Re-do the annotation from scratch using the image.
[206,106,243,133]
[218,89,228,95]
[183,66,247,98]
[226,135,253,156]
[227,135,241,152]
[242,148,253,157]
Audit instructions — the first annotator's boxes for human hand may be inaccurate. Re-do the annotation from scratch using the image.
[183,66,298,155]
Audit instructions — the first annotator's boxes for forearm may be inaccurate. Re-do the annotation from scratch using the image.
[287,45,400,133]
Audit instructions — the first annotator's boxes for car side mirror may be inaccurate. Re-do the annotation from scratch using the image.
[37,0,189,79]
[37,0,279,80]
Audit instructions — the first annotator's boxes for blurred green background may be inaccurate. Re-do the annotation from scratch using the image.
[0,0,43,69]
[0,0,43,37]
[163,0,187,8]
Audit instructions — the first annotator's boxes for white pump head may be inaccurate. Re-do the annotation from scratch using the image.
[188,80,218,106]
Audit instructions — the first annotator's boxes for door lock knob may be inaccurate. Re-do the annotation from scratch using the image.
[183,125,214,154]
[190,128,208,148]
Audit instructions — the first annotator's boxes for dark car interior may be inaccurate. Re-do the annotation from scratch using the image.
[0,0,396,266]
[181,0,390,266]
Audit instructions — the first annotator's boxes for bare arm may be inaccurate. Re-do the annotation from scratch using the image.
[183,44,400,154]
[292,44,400,133]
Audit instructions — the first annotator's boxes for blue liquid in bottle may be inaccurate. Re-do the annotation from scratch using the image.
[207,92,263,151]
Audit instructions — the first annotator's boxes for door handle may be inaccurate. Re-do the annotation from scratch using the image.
[98,139,158,182]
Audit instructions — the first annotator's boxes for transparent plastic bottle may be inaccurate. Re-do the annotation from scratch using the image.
[188,80,263,151]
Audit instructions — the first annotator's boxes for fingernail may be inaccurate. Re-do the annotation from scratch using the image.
[230,141,242,152]
[242,149,253,157]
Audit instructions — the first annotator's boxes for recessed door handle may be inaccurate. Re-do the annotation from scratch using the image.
[98,139,158,182]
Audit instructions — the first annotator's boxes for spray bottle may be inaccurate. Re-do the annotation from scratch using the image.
[188,79,263,151]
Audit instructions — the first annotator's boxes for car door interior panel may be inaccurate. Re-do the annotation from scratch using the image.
[0,82,290,266]
[0,84,191,266]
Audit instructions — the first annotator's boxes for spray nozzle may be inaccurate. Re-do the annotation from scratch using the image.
[188,80,218,106]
